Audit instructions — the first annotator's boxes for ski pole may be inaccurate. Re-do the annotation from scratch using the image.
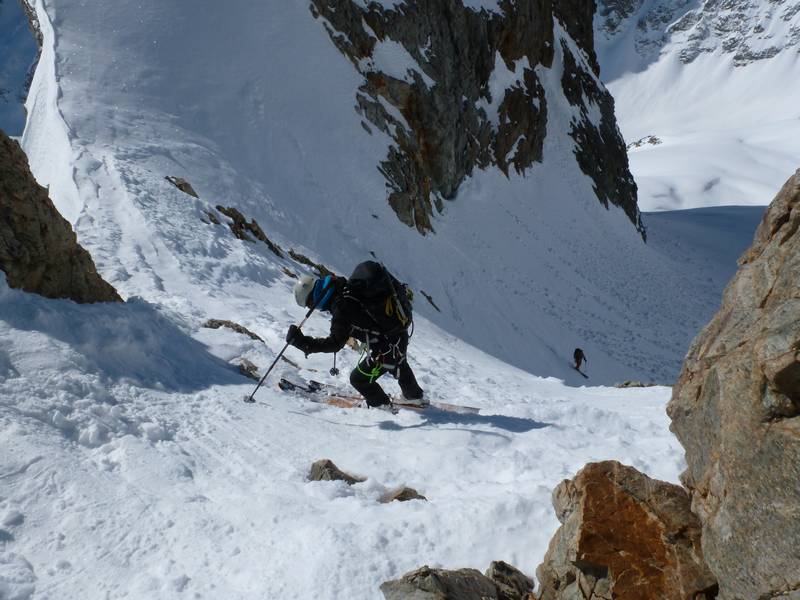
[243,305,316,403]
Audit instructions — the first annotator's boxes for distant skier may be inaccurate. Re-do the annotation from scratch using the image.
[573,348,587,371]
[286,261,425,412]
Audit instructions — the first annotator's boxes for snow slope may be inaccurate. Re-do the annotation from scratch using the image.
[0,277,685,599]
[596,0,800,211]
[17,0,756,386]
[0,204,762,597]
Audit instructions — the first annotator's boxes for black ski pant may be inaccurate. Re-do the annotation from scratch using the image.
[349,336,423,407]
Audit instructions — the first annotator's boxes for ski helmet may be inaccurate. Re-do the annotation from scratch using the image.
[293,275,316,307]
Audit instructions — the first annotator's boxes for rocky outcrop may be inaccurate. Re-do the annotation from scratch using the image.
[0,130,121,303]
[202,319,264,342]
[215,205,284,258]
[311,0,642,237]
[165,175,199,198]
[307,459,366,486]
[381,562,533,600]
[667,169,800,600]
[559,37,642,237]
[287,249,336,278]
[535,461,716,600]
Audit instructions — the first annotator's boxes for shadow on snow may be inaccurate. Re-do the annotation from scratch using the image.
[0,283,241,393]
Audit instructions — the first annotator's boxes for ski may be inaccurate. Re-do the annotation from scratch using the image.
[278,377,480,414]
[572,365,589,379]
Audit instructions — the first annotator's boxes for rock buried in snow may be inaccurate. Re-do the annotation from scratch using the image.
[380,563,532,600]
[535,461,716,600]
[308,459,365,486]
[203,319,264,342]
[236,359,259,381]
[164,175,199,198]
[613,380,659,388]
[378,486,426,504]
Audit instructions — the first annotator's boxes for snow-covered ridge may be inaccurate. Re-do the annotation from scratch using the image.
[597,0,800,211]
[597,0,800,73]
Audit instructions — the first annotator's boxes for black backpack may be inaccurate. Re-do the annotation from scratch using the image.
[346,261,413,335]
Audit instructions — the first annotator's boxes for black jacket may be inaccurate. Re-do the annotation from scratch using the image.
[294,279,407,356]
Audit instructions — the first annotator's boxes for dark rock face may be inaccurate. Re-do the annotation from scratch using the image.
[307,459,366,485]
[667,169,800,600]
[381,562,533,600]
[560,42,643,238]
[535,461,716,600]
[0,130,121,303]
[311,0,642,237]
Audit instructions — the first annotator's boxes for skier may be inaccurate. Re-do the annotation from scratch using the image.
[286,261,425,412]
[573,348,587,371]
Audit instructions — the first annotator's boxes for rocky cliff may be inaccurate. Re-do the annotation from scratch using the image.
[310,0,643,237]
[667,169,800,599]
[0,129,121,303]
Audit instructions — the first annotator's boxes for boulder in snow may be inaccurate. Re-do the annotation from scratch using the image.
[378,486,426,504]
[308,459,366,486]
[381,563,532,600]
[535,460,716,600]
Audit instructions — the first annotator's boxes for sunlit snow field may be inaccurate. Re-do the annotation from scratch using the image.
[1,276,685,599]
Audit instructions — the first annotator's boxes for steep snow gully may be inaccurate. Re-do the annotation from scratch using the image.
[17,0,762,386]
[0,0,774,598]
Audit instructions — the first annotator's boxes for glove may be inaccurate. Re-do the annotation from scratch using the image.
[286,325,304,347]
